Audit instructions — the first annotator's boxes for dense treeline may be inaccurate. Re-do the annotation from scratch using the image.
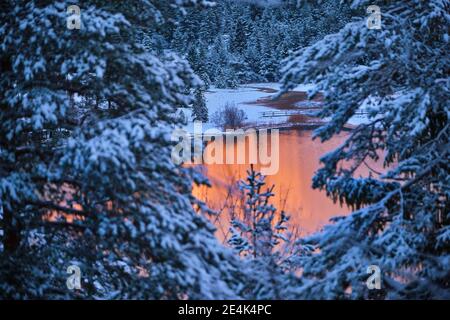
[166,0,354,87]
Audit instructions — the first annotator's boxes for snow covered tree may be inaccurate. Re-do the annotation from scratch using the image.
[208,36,240,88]
[226,165,306,299]
[192,88,209,122]
[187,44,211,88]
[281,0,449,299]
[230,18,249,54]
[228,165,290,260]
[0,0,250,299]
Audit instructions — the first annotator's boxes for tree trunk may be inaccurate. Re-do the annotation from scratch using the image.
[3,206,20,253]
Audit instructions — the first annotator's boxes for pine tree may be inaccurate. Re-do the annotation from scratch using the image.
[230,18,248,54]
[227,165,306,299]
[228,165,290,260]
[282,0,449,299]
[192,89,209,122]
[209,36,239,88]
[0,0,248,299]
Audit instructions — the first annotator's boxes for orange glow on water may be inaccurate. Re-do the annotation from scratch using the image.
[193,130,381,238]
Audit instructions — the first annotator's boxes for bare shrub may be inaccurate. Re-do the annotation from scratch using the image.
[211,102,247,130]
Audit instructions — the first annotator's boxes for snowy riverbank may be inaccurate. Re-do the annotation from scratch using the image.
[180,83,369,134]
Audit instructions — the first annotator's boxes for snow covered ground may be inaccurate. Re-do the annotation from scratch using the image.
[181,83,285,133]
[180,83,369,133]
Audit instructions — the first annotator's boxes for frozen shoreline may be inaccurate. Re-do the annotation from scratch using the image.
[181,83,369,134]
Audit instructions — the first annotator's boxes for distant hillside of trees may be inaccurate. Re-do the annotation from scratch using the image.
[156,0,355,88]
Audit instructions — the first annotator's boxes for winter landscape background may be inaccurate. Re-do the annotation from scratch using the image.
[0,0,448,299]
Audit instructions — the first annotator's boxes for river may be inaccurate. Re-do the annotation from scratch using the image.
[192,129,365,240]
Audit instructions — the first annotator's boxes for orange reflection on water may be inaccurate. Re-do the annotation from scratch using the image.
[193,129,378,237]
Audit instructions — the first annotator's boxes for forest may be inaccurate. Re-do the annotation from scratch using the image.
[0,0,448,300]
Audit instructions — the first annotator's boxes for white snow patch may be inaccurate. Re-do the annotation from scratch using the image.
[182,83,288,133]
